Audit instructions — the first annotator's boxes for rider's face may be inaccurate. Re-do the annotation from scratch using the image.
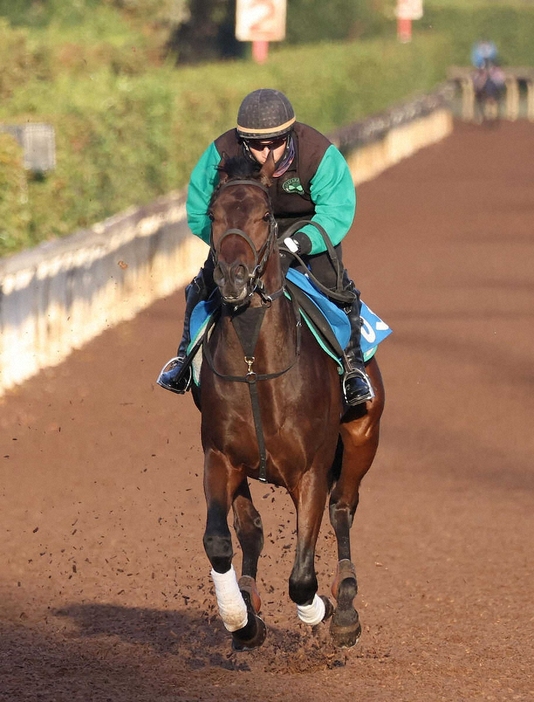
[246,136,287,165]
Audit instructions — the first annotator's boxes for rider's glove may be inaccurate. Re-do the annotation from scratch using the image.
[283,232,313,256]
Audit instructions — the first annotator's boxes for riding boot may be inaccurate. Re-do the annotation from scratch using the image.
[342,275,374,406]
[157,272,208,394]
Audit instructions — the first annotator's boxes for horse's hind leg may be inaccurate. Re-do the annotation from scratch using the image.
[329,357,384,647]
[231,479,266,650]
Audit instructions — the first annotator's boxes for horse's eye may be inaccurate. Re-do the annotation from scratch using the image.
[208,211,214,221]
[263,212,270,222]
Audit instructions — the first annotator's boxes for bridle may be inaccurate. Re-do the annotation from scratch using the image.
[210,178,283,305]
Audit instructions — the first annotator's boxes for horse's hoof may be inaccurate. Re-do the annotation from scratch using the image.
[320,595,334,622]
[231,589,267,651]
[331,559,357,600]
[238,575,262,614]
[330,567,361,647]
[231,613,267,651]
[330,611,362,648]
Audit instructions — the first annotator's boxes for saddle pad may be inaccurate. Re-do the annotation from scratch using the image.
[285,268,351,350]
[285,269,392,360]
[188,276,392,364]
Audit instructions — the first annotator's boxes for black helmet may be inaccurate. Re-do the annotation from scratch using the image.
[236,89,295,140]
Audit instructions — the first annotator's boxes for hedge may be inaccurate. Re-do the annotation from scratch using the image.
[1,4,534,257]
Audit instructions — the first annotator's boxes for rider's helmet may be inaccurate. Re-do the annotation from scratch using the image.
[236,89,296,140]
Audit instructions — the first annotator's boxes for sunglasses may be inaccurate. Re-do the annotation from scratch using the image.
[246,136,287,151]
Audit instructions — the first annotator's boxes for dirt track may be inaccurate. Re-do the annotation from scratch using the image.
[1,120,533,701]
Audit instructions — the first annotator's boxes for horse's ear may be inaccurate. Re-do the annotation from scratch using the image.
[259,151,276,186]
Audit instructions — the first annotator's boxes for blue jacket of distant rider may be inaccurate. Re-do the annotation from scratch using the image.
[185,122,356,255]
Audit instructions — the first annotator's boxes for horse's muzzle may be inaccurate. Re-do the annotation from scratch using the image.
[214,260,253,306]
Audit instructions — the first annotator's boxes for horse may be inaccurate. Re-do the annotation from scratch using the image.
[472,62,505,124]
[192,152,385,651]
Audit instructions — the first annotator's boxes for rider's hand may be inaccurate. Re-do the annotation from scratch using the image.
[291,232,313,255]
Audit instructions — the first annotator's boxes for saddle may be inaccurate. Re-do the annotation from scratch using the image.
[186,269,391,385]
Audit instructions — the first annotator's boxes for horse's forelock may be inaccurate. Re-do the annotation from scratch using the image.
[218,155,260,181]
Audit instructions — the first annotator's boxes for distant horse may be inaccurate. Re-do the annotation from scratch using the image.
[472,62,505,123]
[193,153,385,650]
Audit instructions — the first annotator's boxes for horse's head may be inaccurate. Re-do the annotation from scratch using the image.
[209,154,278,307]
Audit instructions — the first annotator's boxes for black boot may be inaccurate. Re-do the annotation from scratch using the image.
[157,273,208,394]
[342,277,374,406]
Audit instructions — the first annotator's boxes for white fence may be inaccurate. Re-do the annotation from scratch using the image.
[0,98,453,397]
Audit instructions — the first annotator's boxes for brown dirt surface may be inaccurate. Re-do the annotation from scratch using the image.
[1,120,533,701]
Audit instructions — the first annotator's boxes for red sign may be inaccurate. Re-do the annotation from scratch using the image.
[236,0,287,42]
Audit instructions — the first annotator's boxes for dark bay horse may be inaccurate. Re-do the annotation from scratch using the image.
[194,153,385,650]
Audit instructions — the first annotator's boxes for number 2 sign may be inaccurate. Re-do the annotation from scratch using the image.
[236,0,287,42]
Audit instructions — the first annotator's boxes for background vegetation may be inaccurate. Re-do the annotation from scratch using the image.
[1,0,534,256]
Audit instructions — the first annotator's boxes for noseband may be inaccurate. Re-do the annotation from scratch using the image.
[210,179,280,303]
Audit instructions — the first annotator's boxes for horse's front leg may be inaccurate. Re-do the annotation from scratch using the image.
[203,450,266,650]
[289,470,333,628]
[230,478,266,649]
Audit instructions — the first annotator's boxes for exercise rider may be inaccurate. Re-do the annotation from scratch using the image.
[157,88,373,406]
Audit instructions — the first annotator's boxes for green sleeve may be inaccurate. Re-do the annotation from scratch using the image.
[186,142,222,244]
[298,145,356,254]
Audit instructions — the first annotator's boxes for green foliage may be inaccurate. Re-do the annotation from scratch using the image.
[420,5,534,66]
[0,134,31,253]
[286,0,392,43]
[1,2,534,257]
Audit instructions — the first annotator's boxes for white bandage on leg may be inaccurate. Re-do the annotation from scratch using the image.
[296,593,326,626]
[211,566,248,632]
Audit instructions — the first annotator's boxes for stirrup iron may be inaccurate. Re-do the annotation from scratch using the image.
[156,356,192,394]
[342,367,374,406]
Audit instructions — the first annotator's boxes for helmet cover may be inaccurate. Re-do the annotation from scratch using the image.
[236,89,295,140]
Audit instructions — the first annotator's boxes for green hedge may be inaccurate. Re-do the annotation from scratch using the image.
[0,34,454,257]
[420,5,534,66]
[2,3,534,257]
[0,133,31,253]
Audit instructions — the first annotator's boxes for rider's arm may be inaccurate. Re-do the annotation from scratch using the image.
[294,145,356,255]
[186,142,222,244]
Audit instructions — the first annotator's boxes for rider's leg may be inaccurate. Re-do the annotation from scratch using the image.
[157,255,214,394]
[341,272,374,406]
[307,246,373,407]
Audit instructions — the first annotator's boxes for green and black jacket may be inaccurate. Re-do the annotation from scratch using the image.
[186,122,357,255]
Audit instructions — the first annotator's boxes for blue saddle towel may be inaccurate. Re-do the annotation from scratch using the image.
[188,269,392,370]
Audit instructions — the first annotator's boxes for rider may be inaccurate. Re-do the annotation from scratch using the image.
[157,88,374,406]
[471,39,498,70]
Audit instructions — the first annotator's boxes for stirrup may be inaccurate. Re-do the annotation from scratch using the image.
[156,356,192,394]
[342,367,375,406]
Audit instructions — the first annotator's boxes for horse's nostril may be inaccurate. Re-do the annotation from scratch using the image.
[213,266,225,286]
[235,264,247,282]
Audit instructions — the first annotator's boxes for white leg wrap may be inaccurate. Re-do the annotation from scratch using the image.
[211,566,248,632]
[297,593,325,626]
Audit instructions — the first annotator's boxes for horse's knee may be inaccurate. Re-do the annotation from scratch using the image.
[203,531,233,573]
